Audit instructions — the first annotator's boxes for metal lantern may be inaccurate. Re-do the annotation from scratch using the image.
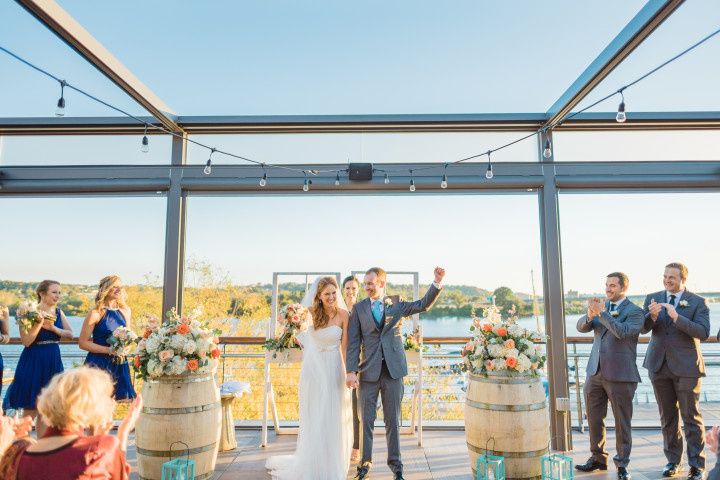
[475,438,505,480]
[160,442,196,480]
[541,453,573,480]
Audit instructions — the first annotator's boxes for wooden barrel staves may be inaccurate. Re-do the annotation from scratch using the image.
[465,372,549,479]
[136,374,222,480]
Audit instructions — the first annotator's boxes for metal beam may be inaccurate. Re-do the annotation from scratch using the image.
[3,112,720,136]
[162,134,187,314]
[545,0,685,126]
[16,0,182,134]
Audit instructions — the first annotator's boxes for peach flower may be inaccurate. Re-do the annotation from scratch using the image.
[481,323,493,332]
[503,339,515,349]
[158,349,174,363]
[496,327,508,337]
[177,324,191,335]
[186,359,199,371]
[506,357,518,368]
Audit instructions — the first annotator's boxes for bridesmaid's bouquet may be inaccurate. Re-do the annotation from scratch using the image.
[15,301,44,333]
[108,326,139,364]
[403,326,428,352]
[460,304,546,376]
[133,307,222,380]
[264,303,309,358]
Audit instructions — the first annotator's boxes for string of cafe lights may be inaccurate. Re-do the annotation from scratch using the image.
[1,24,718,191]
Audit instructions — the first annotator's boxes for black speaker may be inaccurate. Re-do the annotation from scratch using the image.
[348,163,373,181]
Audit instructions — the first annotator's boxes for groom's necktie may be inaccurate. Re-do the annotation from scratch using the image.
[668,294,676,306]
[371,300,384,328]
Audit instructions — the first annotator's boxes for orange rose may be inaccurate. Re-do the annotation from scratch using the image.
[506,357,518,368]
[531,363,538,369]
[210,348,220,359]
[503,339,515,349]
[187,359,199,371]
[134,356,141,368]
[177,324,191,335]
[481,323,493,332]
[484,360,494,371]
[496,327,508,337]
[143,329,152,339]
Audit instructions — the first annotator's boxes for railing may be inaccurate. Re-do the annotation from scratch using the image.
[2,336,718,429]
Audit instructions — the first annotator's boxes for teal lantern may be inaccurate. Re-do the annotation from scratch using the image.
[475,438,505,480]
[542,453,574,480]
[161,442,196,480]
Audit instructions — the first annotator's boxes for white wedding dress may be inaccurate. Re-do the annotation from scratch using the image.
[266,324,352,480]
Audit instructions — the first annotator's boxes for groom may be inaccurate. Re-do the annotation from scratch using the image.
[346,266,445,480]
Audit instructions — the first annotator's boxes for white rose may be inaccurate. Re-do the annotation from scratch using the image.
[183,339,197,355]
[493,358,507,370]
[505,348,519,359]
[488,344,504,358]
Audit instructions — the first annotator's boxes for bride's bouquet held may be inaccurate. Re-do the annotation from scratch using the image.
[460,304,546,376]
[15,301,45,333]
[133,307,221,380]
[264,303,309,359]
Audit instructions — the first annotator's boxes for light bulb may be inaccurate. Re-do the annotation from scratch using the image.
[55,96,66,117]
[440,174,448,189]
[259,173,267,187]
[141,135,150,153]
[485,165,494,179]
[384,173,390,184]
[543,139,552,158]
[616,101,626,123]
[335,173,340,186]
[409,179,416,192]
[303,180,309,192]
[203,158,212,175]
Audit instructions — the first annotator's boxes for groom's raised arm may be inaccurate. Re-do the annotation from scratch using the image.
[346,305,361,373]
[398,283,442,318]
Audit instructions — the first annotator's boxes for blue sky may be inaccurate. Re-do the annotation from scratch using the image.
[1,2,720,295]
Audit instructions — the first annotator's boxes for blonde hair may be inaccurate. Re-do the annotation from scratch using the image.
[94,275,127,315]
[311,276,339,329]
[37,367,116,430]
[36,280,60,303]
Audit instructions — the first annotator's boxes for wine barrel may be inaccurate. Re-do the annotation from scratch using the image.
[136,374,222,480]
[465,372,549,479]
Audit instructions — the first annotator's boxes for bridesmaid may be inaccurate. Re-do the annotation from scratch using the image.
[342,275,361,463]
[3,280,72,419]
[80,275,136,401]
[0,305,10,397]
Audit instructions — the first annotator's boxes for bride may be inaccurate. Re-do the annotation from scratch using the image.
[266,276,353,479]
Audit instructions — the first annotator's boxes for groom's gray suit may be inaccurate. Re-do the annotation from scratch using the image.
[346,284,441,475]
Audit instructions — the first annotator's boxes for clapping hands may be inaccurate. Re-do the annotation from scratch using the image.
[586,298,605,319]
[648,298,678,323]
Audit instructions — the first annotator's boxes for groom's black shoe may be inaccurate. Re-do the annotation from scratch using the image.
[354,465,370,480]
[393,473,405,480]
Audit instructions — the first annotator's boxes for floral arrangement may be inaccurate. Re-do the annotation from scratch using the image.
[460,304,546,375]
[403,326,428,352]
[15,301,44,333]
[107,326,139,364]
[264,303,309,358]
[133,307,222,380]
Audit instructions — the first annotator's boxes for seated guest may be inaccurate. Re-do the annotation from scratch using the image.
[575,272,644,480]
[0,367,142,480]
[707,426,719,480]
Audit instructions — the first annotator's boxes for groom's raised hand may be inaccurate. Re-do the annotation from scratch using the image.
[433,267,446,284]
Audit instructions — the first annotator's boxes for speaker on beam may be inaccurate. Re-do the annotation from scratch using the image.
[348,163,373,182]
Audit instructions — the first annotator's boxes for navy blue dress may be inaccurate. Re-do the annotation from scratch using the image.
[3,308,65,410]
[84,308,136,400]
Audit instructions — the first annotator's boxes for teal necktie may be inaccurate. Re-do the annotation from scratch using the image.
[371,300,383,327]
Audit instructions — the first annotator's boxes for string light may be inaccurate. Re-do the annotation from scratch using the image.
[259,166,268,187]
[440,164,448,189]
[384,173,390,184]
[55,80,66,117]
[303,172,311,192]
[485,151,494,180]
[141,124,150,153]
[204,148,215,175]
[616,90,627,123]
[542,135,552,159]
[409,170,416,192]
[334,173,341,186]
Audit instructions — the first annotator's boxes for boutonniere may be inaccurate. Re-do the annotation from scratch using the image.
[384,297,393,308]
[678,300,689,308]
[610,311,620,317]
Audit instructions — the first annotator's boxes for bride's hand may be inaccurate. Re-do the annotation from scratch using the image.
[345,372,358,389]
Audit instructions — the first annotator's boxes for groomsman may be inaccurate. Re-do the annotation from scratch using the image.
[643,263,710,480]
[575,272,644,480]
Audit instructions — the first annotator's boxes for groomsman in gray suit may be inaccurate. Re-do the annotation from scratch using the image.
[575,272,644,480]
[346,267,444,480]
[643,263,710,480]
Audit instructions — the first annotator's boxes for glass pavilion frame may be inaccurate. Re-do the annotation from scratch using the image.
[1,0,719,450]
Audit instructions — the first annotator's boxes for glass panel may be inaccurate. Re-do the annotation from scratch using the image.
[559,192,720,428]
[0,134,172,165]
[0,196,167,403]
[185,193,544,421]
[187,131,538,166]
[553,130,720,162]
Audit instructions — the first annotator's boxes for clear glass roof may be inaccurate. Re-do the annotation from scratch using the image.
[0,0,666,118]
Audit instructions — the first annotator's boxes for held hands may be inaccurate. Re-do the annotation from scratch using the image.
[345,372,359,389]
[706,425,719,455]
[433,267,446,284]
